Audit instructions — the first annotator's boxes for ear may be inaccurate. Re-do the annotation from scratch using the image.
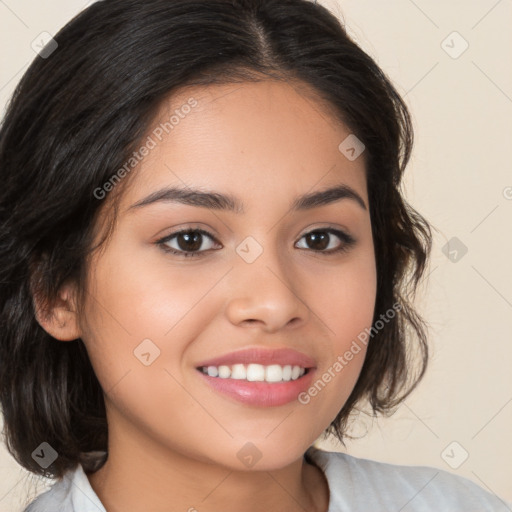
[32,278,82,342]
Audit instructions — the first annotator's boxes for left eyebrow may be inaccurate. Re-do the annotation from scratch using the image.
[126,183,367,214]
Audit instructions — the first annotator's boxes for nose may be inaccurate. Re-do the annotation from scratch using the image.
[224,243,310,332]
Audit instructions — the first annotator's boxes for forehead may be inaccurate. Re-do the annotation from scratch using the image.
[118,80,368,212]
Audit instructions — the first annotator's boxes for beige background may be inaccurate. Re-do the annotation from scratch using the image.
[1,0,511,510]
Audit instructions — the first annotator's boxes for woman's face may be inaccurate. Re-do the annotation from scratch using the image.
[79,79,377,471]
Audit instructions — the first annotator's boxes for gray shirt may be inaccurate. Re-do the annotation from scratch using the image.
[24,447,512,511]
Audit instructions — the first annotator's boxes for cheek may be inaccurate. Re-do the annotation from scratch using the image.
[299,252,377,415]
[328,264,377,352]
[79,243,229,391]
[312,247,377,352]
[84,243,214,338]
[77,252,210,447]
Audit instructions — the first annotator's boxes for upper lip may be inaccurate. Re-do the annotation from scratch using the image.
[196,347,316,369]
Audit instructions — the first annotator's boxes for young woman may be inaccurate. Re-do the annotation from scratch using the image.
[0,1,509,510]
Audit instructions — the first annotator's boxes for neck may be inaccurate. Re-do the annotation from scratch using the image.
[87,421,329,512]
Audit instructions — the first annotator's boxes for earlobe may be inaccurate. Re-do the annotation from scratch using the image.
[32,280,82,342]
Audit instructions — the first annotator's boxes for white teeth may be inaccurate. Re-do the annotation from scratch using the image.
[207,366,219,377]
[230,364,246,379]
[246,364,265,381]
[200,363,307,382]
[265,364,283,382]
[218,365,231,378]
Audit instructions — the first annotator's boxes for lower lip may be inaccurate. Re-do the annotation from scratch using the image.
[197,369,316,407]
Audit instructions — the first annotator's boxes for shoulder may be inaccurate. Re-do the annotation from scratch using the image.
[23,464,106,512]
[306,446,512,511]
[23,473,73,512]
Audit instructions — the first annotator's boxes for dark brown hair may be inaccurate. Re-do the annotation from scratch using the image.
[0,0,432,482]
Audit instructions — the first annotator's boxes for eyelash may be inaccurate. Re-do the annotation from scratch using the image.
[156,227,356,258]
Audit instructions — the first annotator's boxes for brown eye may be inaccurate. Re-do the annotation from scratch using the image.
[157,227,356,259]
[304,231,330,251]
[295,228,356,254]
[157,229,219,258]
[175,231,203,251]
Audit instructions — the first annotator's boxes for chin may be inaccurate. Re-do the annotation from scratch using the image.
[210,436,314,472]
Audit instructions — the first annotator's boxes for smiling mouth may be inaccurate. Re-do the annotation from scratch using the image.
[197,363,310,383]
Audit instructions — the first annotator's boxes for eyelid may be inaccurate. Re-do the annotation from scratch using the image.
[157,227,220,255]
[156,225,356,258]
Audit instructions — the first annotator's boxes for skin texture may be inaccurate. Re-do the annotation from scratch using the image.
[36,80,377,512]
